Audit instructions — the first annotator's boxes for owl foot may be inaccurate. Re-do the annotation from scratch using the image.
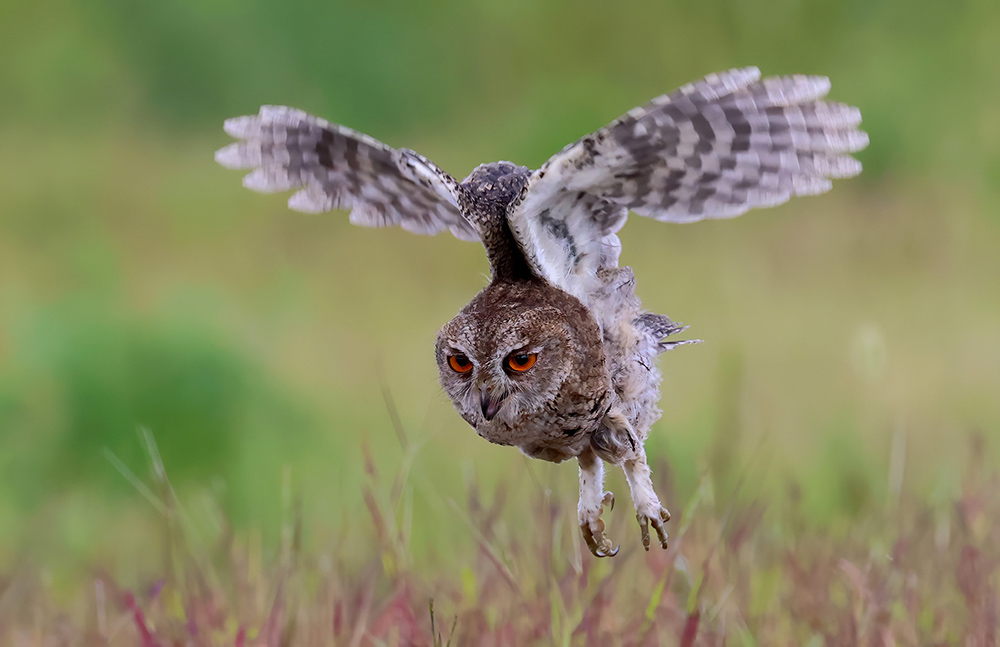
[636,506,671,550]
[580,492,619,558]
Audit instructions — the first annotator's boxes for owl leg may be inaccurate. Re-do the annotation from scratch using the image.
[577,448,619,558]
[622,449,671,550]
[593,408,671,550]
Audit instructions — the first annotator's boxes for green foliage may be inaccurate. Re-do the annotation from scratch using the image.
[0,299,321,518]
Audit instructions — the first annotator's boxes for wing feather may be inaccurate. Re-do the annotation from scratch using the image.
[509,67,868,302]
[216,106,478,242]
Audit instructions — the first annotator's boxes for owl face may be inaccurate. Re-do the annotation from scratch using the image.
[436,299,574,430]
[435,281,611,453]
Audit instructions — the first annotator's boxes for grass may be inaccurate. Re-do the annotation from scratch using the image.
[2,422,998,646]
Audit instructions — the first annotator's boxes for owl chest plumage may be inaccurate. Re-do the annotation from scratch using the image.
[472,357,613,463]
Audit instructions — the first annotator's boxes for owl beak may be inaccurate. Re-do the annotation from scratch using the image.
[480,389,507,421]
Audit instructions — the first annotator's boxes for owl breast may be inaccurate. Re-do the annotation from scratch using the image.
[472,372,612,463]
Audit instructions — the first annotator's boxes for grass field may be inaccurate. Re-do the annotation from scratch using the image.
[1,0,999,643]
[3,429,999,645]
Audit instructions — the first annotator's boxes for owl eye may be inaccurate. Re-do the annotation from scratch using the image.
[506,352,537,372]
[448,354,473,373]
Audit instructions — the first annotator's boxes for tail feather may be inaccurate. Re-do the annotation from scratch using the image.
[634,312,703,353]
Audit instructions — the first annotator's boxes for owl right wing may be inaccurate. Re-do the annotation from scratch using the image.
[508,67,868,303]
[215,106,479,242]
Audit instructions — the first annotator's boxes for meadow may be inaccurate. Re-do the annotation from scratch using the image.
[1,0,999,643]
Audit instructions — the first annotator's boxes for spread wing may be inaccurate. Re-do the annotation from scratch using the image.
[215,106,478,242]
[509,67,868,302]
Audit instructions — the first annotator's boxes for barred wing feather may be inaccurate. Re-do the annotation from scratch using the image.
[509,67,868,302]
[216,106,478,242]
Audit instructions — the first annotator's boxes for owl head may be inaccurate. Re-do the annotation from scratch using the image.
[458,161,531,219]
[435,281,605,432]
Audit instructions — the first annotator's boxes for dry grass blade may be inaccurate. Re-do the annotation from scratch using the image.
[3,434,1000,646]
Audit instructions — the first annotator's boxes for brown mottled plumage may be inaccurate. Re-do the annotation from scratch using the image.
[216,67,868,557]
[435,280,610,459]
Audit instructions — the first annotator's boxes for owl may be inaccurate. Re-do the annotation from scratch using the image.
[216,67,867,557]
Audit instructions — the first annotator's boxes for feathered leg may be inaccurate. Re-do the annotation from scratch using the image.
[577,447,618,558]
[594,407,671,551]
[621,448,671,550]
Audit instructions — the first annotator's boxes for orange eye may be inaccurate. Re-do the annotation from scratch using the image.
[448,354,473,373]
[506,352,537,372]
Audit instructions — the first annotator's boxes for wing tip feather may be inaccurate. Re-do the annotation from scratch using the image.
[242,167,304,193]
[214,142,250,169]
[223,115,259,139]
[288,186,332,213]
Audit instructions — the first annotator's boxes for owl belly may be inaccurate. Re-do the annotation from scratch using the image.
[590,267,665,439]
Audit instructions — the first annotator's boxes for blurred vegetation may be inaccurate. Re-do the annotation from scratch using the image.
[5,435,1000,646]
[0,0,998,598]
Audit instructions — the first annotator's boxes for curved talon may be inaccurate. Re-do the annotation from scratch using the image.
[637,506,671,551]
[580,519,620,557]
[580,520,620,558]
[581,492,619,558]
[652,506,670,549]
[637,513,651,550]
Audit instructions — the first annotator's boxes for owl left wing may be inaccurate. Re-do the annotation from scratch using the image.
[216,106,479,242]
[508,67,868,302]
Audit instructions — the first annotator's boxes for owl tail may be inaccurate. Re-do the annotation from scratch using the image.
[634,312,703,353]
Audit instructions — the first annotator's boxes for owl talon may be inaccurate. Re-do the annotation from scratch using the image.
[581,521,619,558]
[637,506,671,551]
[580,491,619,558]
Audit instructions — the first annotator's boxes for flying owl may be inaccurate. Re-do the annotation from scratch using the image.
[216,67,867,557]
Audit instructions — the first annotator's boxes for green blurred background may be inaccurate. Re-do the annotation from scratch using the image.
[1,0,998,579]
